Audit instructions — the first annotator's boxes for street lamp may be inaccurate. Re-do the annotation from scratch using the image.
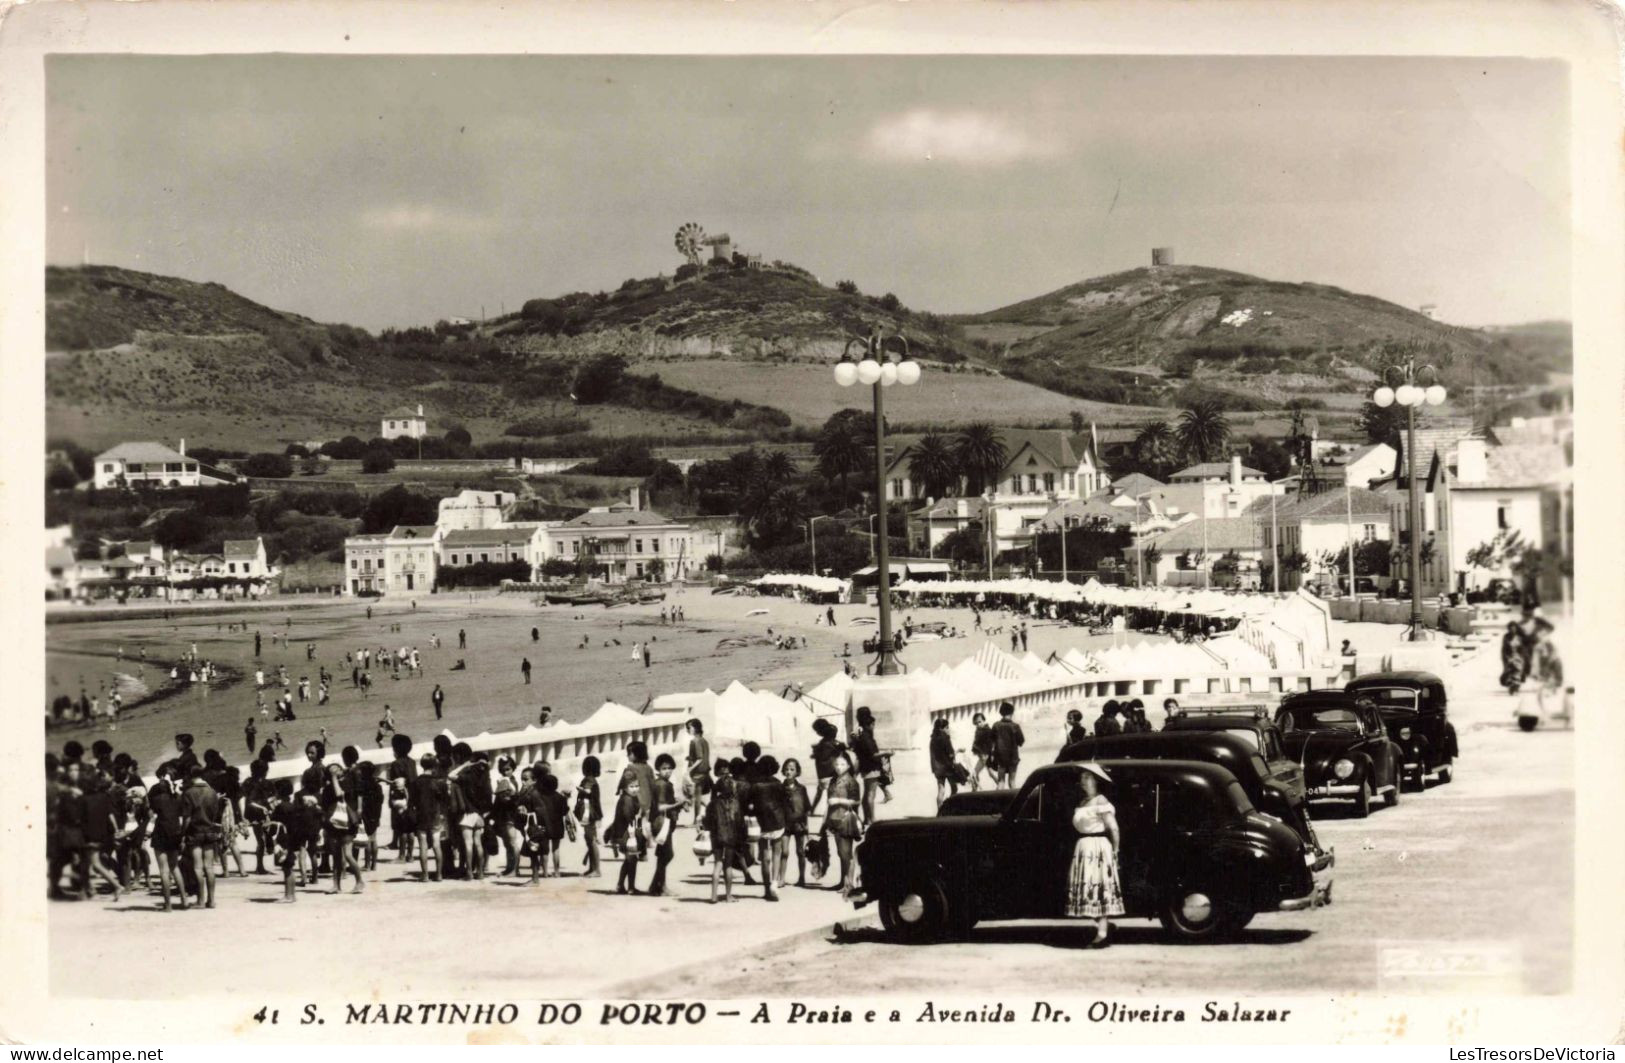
[835,327,922,675]
[1373,360,1447,640]
[807,514,832,576]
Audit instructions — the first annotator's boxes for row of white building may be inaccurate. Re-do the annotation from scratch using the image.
[46,533,275,601]
[343,487,701,596]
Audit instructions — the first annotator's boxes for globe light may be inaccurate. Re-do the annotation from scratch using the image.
[1399,385,1420,406]
[897,360,922,386]
[879,362,898,387]
[856,359,882,385]
[1424,384,1447,406]
[1373,386,1395,408]
[833,360,858,387]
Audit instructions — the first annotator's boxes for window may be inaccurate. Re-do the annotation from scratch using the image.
[1497,501,1511,530]
[350,559,357,570]
[377,559,385,570]
[1044,472,1055,493]
[1363,524,1377,542]
[102,463,114,473]
[480,553,489,563]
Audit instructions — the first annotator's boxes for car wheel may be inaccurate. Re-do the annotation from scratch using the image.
[1517,715,1539,733]
[1436,761,1453,784]
[1384,776,1400,808]
[1354,781,1373,818]
[879,877,951,943]
[1405,767,1426,793]
[1159,887,1249,942]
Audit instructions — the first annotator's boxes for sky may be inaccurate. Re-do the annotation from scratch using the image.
[47,55,1570,332]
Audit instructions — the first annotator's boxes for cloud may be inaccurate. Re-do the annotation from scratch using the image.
[864,109,1063,166]
[358,202,492,232]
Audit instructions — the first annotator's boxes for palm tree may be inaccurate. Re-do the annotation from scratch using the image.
[814,426,868,497]
[908,433,960,499]
[953,423,1007,495]
[1132,420,1177,478]
[761,451,795,484]
[1176,400,1231,464]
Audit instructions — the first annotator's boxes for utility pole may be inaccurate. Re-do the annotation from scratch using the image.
[1270,492,1280,595]
[1345,478,1356,598]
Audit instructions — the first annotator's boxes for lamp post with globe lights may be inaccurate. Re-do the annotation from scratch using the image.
[1371,362,1447,640]
[834,327,921,675]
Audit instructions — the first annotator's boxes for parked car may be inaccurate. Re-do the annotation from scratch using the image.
[852,760,1326,943]
[1345,670,1457,790]
[1274,691,1404,817]
[1056,731,1333,902]
[1161,704,1305,802]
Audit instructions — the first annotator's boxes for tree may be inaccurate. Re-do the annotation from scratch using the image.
[1069,411,1086,434]
[1240,436,1293,482]
[814,421,869,497]
[241,452,294,479]
[283,443,311,458]
[360,485,436,533]
[361,448,397,474]
[1131,421,1178,479]
[540,557,577,578]
[1358,400,1405,477]
[908,433,961,499]
[573,353,628,404]
[1176,400,1231,464]
[877,292,903,312]
[151,509,210,550]
[938,522,987,569]
[953,423,1007,495]
[46,465,79,490]
[761,451,795,485]
[836,279,859,295]
[444,425,473,447]
[321,436,367,460]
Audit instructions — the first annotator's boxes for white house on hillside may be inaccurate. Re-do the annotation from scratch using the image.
[93,440,214,490]
[382,405,428,440]
[436,489,513,532]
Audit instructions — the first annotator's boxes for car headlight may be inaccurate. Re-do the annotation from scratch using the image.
[1399,727,1412,741]
[1333,758,1355,780]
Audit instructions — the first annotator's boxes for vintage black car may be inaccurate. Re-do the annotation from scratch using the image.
[1161,706,1305,802]
[853,760,1325,943]
[1345,671,1456,790]
[1056,731,1333,901]
[1274,691,1404,817]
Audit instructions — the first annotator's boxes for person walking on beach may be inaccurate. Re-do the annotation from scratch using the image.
[431,683,445,720]
[991,701,1024,788]
[642,644,652,669]
[458,629,467,650]
[245,718,258,756]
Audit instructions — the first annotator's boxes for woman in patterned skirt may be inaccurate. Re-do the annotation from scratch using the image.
[1065,763,1124,948]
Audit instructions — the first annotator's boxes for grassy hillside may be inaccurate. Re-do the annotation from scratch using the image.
[961,264,1570,407]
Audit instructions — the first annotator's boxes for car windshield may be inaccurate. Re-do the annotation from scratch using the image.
[1357,686,1421,715]
[1282,706,1362,732]
[1217,727,1260,750]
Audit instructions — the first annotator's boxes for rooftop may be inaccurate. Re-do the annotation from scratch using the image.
[390,525,440,540]
[1141,517,1263,552]
[1103,472,1166,497]
[1246,486,1396,521]
[565,507,682,529]
[95,441,190,463]
[385,406,426,420]
[442,528,540,547]
[223,539,263,559]
[1170,461,1268,482]
[1459,443,1570,490]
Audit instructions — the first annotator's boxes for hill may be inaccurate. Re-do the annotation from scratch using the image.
[960,264,1570,409]
[44,265,798,451]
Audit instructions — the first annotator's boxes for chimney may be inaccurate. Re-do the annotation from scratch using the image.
[417,404,424,418]
[629,486,642,511]
[178,438,186,456]
[1455,438,1488,484]
[1230,455,1242,486]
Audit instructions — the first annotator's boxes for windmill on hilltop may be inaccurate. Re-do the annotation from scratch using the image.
[674,223,753,268]
[675,222,706,266]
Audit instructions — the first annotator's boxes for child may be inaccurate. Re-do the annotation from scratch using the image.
[536,773,574,880]
[648,754,686,897]
[751,755,787,901]
[704,758,748,904]
[607,775,643,895]
[780,758,812,888]
[574,757,603,879]
[265,786,303,902]
[514,768,544,883]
